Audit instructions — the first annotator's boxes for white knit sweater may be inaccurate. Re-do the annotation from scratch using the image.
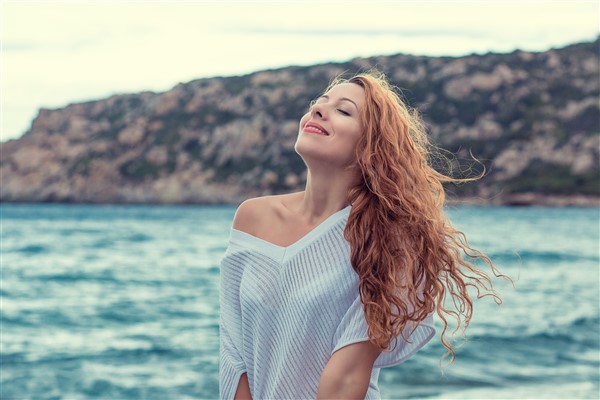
[219,205,435,399]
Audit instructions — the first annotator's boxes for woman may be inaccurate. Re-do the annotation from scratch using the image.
[219,71,504,399]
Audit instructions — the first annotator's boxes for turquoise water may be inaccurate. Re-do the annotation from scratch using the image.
[2,204,599,399]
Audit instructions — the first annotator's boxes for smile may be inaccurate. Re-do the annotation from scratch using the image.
[303,122,329,136]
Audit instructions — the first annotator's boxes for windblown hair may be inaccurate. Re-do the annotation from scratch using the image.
[330,71,507,364]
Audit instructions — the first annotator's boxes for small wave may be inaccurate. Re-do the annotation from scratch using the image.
[58,228,103,236]
[467,328,599,353]
[97,344,179,361]
[488,250,599,264]
[32,272,117,284]
[96,307,153,323]
[22,342,180,369]
[1,351,28,365]
[15,244,48,254]
[83,379,121,398]
[463,315,600,351]
[126,233,152,243]
[207,266,220,274]
[572,315,600,328]
[1,314,37,327]
[91,238,116,249]
[428,382,599,400]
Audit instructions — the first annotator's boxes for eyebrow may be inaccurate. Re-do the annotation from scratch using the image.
[318,95,359,110]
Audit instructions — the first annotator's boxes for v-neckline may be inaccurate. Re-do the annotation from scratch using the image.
[230,205,351,263]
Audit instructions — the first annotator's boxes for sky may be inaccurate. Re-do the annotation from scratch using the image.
[2,0,599,142]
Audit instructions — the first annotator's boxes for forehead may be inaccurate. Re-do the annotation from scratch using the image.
[324,82,365,107]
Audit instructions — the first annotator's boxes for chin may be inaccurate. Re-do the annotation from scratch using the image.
[294,134,322,157]
[294,137,308,158]
[294,138,348,169]
[295,139,319,162]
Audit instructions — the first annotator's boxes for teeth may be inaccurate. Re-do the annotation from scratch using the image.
[306,125,327,135]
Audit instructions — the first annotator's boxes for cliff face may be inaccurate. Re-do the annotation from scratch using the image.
[2,39,598,205]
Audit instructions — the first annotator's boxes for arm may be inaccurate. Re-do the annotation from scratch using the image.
[220,200,262,399]
[234,373,252,400]
[317,341,382,399]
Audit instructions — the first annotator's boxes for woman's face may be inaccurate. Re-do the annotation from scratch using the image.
[295,82,365,170]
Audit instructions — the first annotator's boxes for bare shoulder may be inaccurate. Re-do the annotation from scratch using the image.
[232,197,271,234]
[232,192,303,236]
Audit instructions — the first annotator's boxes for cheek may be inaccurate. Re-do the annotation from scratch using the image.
[341,125,363,157]
[299,112,310,129]
[340,122,363,144]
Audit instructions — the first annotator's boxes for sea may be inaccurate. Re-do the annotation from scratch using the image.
[2,203,599,400]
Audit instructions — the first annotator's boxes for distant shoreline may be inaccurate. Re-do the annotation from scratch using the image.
[2,194,599,207]
[2,38,598,208]
[445,193,600,207]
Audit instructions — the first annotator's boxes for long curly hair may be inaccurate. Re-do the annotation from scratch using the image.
[332,70,508,364]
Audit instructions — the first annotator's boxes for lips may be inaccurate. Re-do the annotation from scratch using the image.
[303,122,329,136]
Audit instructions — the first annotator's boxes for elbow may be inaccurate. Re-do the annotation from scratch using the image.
[317,372,369,400]
[317,341,380,399]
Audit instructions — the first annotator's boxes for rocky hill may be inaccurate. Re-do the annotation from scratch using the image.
[2,38,599,206]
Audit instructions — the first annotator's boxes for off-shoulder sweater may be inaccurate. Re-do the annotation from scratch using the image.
[219,205,435,399]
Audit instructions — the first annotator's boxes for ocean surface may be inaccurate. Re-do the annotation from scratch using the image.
[2,203,599,400]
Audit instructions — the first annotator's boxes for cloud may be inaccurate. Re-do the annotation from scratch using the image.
[2,0,599,142]
[232,28,488,38]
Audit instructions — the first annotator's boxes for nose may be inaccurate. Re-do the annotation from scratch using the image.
[311,102,327,119]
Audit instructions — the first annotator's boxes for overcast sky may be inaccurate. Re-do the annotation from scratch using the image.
[2,0,599,142]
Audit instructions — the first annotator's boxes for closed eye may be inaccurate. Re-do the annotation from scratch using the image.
[337,109,351,116]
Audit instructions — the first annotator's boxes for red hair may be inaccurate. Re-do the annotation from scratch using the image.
[333,71,509,364]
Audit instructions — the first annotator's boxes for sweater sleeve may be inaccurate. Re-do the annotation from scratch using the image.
[219,248,247,399]
[331,293,436,368]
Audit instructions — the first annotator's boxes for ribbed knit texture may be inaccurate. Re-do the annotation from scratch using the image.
[219,205,436,399]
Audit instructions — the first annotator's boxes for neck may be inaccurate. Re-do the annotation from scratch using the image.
[296,164,359,221]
